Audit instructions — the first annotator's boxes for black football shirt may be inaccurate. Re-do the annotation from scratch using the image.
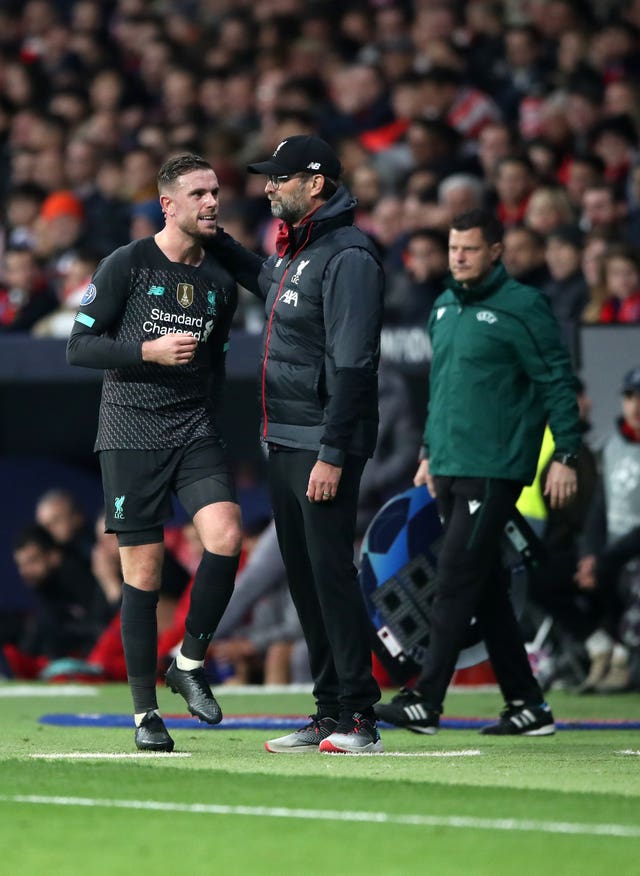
[67,237,237,451]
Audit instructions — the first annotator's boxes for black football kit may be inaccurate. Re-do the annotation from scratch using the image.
[67,236,237,451]
[67,235,242,722]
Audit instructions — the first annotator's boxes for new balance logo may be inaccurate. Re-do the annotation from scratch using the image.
[281,289,298,306]
[147,285,165,296]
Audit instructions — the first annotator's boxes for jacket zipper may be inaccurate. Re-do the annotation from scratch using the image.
[261,226,313,439]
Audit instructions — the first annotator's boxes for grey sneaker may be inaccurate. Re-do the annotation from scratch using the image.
[319,712,384,754]
[265,716,338,753]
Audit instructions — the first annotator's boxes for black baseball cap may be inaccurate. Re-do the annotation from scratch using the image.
[622,366,640,394]
[247,135,342,180]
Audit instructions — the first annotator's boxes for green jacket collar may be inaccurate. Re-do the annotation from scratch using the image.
[449,261,508,303]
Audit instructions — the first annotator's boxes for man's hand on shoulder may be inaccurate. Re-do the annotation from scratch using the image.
[142,333,197,366]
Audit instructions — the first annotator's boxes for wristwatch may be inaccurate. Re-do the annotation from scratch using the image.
[552,451,578,468]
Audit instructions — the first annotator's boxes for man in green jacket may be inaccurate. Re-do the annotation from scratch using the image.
[376,209,580,736]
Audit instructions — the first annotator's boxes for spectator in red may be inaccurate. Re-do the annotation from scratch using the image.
[590,114,638,186]
[33,189,87,290]
[494,155,538,227]
[598,243,640,324]
[415,66,501,144]
[562,153,605,212]
[0,245,57,332]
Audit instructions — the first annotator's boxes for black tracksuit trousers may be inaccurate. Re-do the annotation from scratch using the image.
[267,447,380,719]
[415,476,544,712]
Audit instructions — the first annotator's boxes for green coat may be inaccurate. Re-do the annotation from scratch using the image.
[423,262,580,485]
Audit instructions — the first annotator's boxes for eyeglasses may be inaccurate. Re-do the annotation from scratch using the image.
[267,173,300,189]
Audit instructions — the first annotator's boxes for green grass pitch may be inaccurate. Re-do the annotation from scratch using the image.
[1,682,639,875]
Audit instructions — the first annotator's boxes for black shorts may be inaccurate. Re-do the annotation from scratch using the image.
[99,436,236,534]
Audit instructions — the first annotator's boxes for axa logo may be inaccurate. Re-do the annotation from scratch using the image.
[291,259,310,285]
[477,310,498,324]
[281,289,299,307]
[114,495,125,520]
[147,285,165,296]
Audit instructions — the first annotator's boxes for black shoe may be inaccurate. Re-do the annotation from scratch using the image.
[374,688,439,735]
[319,713,384,754]
[135,710,175,752]
[165,658,222,724]
[265,716,338,753]
[480,701,555,736]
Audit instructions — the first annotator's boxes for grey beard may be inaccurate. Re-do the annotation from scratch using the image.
[271,201,306,225]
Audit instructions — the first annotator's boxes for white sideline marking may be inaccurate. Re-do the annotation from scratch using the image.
[617,750,640,756]
[29,753,191,760]
[0,685,98,697]
[0,682,496,696]
[331,750,481,758]
[1,795,639,839]
[27,750,476,760]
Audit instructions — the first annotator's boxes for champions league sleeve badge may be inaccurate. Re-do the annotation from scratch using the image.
[359,486,541,684]
[80,283,97,305]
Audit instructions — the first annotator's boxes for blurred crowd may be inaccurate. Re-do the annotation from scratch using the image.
[1,0,640,345]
